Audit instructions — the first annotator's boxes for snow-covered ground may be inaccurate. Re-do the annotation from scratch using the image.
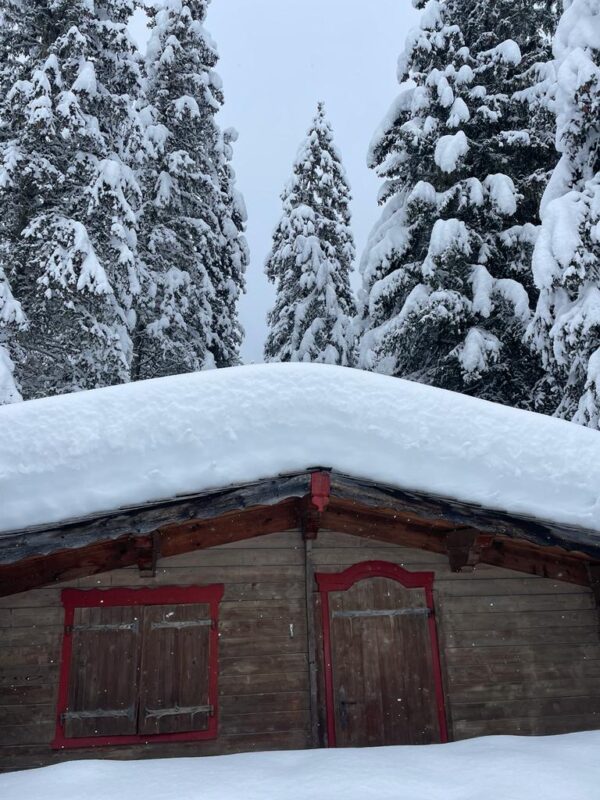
[1,363,600,537]
[1,733,599,799]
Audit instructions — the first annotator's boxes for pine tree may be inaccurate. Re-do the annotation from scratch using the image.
[0,0,144,398]
[135,0,247,379]
[0,267,26,403]
[210,127,248,368]
[357,0,556,408]
[527,0,600,427]
[265,103,356,365]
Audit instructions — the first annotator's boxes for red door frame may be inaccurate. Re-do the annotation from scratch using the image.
[315,560,448,747]
[53,585,224,750]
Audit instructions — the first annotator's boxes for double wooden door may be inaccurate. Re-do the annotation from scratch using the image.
[317,562,446,748]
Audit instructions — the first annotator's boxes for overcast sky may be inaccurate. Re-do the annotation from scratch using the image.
[130,1,419,362]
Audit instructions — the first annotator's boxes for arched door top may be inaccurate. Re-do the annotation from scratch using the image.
[316,559,435,595]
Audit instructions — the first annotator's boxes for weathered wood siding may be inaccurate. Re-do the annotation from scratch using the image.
[1,528,599,771]
[312,532,600,741]
[0,530,310,771]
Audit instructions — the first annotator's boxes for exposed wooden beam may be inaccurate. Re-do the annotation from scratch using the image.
[322,499,591,586]
[321,499,451,556]
[0,489,595,598]
[480,537,590,586]
[2,470,600,568]
[587,563,600,608]
[0,499,301,598]
[0,473,311,565]
[136,531,160,577]
[446,529,493,573]
[328,473,600,558]
[158,499,299,559]
[0,535,142,598]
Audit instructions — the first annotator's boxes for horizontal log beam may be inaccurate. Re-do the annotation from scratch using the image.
[446,529,493,573]
[0,491,594,598]
[158,499,300,558]
[322,499,591,586]
[0,499,301,598]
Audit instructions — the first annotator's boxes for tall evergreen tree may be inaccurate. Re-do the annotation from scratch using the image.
[527,0,600,427]
[357,0,556,408]
[265,103,356,365]
[0,0,144,398]
[135,0,247,379]
[0,268,25,403]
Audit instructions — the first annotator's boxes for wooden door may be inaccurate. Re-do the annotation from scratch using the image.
[317,562,446,748]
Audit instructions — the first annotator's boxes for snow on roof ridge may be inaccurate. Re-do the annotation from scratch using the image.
[0,363,599,536]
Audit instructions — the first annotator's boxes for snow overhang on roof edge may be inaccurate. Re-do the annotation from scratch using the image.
[0,363,599,539]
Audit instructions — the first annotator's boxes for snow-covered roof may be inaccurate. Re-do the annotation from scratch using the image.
[1,363,599,537]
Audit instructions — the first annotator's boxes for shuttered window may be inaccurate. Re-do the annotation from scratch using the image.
[53,586,223,749]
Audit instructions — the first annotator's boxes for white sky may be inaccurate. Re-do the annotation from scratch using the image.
[129,1,419,362]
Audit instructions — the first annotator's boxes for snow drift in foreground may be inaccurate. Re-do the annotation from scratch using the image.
[1,733,600,799]
[1,363,600,536]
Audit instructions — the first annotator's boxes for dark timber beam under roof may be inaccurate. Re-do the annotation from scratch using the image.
[0,470,598,597]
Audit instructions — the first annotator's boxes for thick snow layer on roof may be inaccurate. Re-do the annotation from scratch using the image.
[1,363,600,535]
[1,733,599,799]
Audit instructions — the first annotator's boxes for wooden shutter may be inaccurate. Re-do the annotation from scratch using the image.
[64,605,140,738]
[138,604,212,735]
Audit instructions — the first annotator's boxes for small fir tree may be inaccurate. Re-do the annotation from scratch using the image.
[265,103,356,365]
[527,0,600,427]
[357,0,556,408]
[135,0,247,379]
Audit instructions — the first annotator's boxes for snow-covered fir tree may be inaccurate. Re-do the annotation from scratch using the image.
[357,0,556,408]
[0,0,144,398]
[0,268,25,403]
[527,0,600,427]
[265,103,356,365]
[0,0,41,403]
[135,0,247,379]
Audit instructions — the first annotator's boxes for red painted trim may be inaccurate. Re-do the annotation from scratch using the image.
[310,471,331,513]
[316,560,434,593]
[320,589,336,748]
[315,560,448,747]
[52,584,224,750]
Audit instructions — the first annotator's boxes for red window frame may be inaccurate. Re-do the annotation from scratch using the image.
[52,585,224,750]
[315,560,448,747]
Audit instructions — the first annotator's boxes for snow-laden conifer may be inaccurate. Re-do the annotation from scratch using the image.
[135,0,247,379]
[0,0,144,398]
[527,0,600,427]
[0,268,26,403]
[265,104,356,365]
[357,0,556,408]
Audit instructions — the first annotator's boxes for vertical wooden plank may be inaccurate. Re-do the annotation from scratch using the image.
[304,540,320,747]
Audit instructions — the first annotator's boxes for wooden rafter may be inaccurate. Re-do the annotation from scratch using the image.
[0,472,597,598]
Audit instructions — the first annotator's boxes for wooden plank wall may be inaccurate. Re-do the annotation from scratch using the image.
[0,530,311,772]
[1,528,599,772]
[312,531,600,740]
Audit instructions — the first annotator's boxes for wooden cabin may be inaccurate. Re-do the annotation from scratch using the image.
[0,364,599,772]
